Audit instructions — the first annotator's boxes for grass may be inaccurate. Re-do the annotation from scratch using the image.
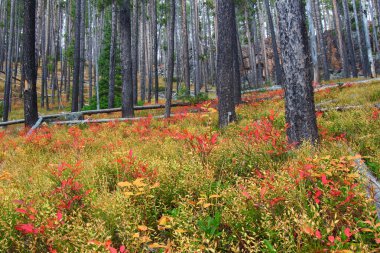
[0,80,379,252]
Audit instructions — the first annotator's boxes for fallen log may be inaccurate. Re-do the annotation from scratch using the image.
[0,103,191,127]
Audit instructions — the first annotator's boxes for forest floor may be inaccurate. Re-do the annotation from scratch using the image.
[0,79,380,252]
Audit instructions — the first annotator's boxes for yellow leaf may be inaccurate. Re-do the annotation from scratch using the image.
[150,182,160,189]
[140,236,151,243]
[133,178,147,187]
[361,228,373,232]
[138,225,148,231]
[175,229,187,233]
[203,203,213,208]
[124,192,134,197]
[133,233,140,238]
[118,181,132,188]
[148,243,167,249]
[336,250,354,253]
[209,194,221,199]
[158,216,171,226]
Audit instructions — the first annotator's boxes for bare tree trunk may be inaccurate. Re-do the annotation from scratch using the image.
[72,0,82,112]
[216,0,237,128]
[153,0,159,104]
[361,0,376,77]
[120,0,134,118]
[181,0,190,95]
[192,0,201,95]
[332,0,350,78]
[87,0,93,100]
[314,0,330,81]
[2,0,16,122]
[264,0,283,85]
[245,6,257,87]
[108,0,117,108]
[24,0,39,127]
[79,0,86,109]
[165,0,176,118]
[342,0,358,77]
[277,0,318,145]
[306,0,319,84]
[132,0,139,105]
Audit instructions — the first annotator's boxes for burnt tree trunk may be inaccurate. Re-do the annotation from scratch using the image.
[277,0,319,145]
[23,0,39,127]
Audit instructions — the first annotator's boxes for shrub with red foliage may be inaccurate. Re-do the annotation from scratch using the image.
[116,150,158,182]
[239,110,291,156]
[168,129,218,166]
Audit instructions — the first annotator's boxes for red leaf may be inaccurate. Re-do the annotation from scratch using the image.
[15,223,35,234]
[109,247,117,253]
[315,230,322,239]
[344,227,352,238]
[120,245,126,253]
[15,208,28,214]
[328,235,335,243]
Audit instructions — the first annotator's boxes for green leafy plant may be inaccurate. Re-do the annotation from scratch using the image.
[197,212,222,239]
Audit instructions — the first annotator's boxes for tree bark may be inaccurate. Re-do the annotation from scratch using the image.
[72,0,82,112]
[277,0,319,145]
[120,0,134,118]
[2,0,15,122]
[23,0,39,127]
[216,0,237,128]
[342,0,358,77]
[165,0,176,118]
[181,0,191,95]
[108,0,117,108]
[264,0,283,86]
[332,0,350,78]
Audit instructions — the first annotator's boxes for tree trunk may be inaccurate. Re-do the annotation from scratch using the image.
[264,0,283,85]
[72,0,82,112]
[165,0,176,118]
[120,0,134,118]
[314,0,330,81]
[181,0,190,95]
[79,0,86,109]
[2,0,15,122]
[153,0,159,104]
[23,0,39,127]
[342,0,358,77]
[108,0,117,108]
[216,0,237,128]
[277,0,319,145]
[361,0,376,77]
[332,0,350,78]
[306,0,319,84]
[245,6,258,87]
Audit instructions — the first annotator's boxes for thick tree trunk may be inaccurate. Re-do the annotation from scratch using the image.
[277,0,319,145]
[140,0,147,102]
[72,0,82,112]
[23,0,39,127]
[108,0,117,108]
[120,0,134,118]
[216,0,237,128]
[165,0,176,118]
[87,0,93,100]
[232,7,242,104]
